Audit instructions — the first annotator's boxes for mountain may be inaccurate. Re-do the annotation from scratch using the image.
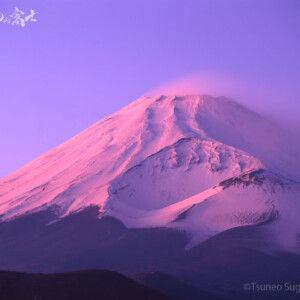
[0,94,299,299]
[130,271,229,300]
[0,94,299,249]
[0,269,176,300]
[1,94,265,221]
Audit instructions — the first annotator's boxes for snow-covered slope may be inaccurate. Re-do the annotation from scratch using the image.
[0,94,299,251]
[107,166,300,250]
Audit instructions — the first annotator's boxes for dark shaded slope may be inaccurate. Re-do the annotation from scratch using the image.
[174,225,300,300]
[130,271,229,300]
[0,206,188,273]
[0,269,176,300]
[0,207,300,299]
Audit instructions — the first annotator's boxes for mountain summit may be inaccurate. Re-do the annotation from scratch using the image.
[0,95,299,251]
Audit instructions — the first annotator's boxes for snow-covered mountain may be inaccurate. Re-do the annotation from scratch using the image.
[0,94,299,253]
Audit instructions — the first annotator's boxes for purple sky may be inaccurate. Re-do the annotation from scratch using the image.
[0,0,300,179]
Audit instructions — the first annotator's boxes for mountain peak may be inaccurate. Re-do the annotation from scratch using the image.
[0,93,299,249]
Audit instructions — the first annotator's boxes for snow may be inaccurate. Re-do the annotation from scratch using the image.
[0,94,299,251]
[106,185,224,228]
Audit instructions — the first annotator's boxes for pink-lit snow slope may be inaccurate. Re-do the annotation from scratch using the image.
[0,95,299,250]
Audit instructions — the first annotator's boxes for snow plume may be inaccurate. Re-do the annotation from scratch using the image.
[146,72,246,100]
[146,71,300,130]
